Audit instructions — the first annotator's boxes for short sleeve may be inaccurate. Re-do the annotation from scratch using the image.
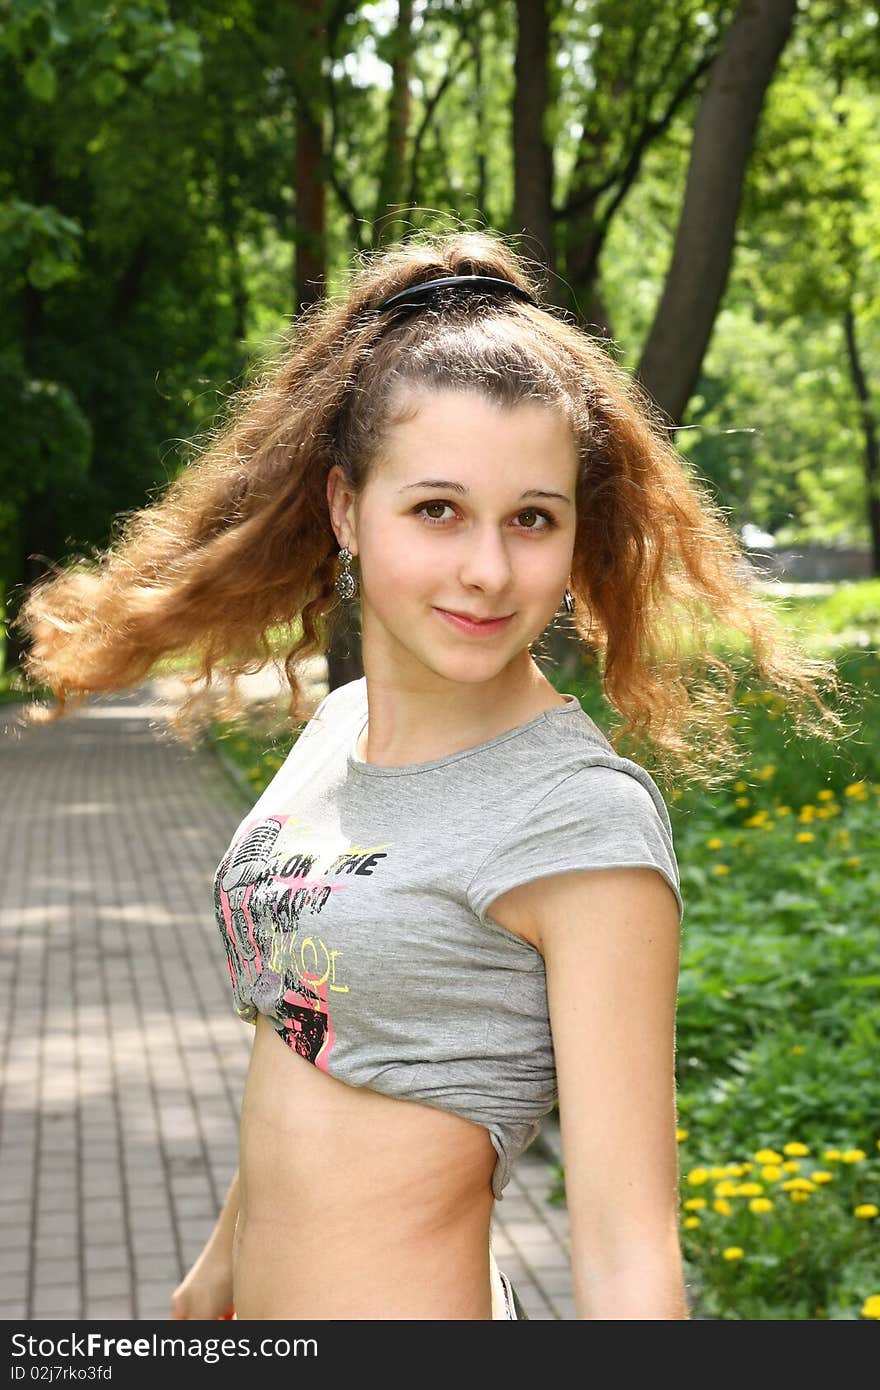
[466,761,683,928]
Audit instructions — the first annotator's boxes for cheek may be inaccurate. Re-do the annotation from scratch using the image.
[520,537,574,590]
[358,527,436,596]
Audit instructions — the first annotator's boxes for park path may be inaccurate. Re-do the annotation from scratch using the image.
[0,682,574,1321]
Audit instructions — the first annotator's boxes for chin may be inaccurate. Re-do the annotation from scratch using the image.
[389,638,508,683]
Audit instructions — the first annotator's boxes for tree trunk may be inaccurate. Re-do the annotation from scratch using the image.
[637,0,798,426]
[293,0,328,308]
[220,121,248,366]
[843,304,880,576]
[513,0,555,272]
[473,16,488,218]
[375,0,414,245]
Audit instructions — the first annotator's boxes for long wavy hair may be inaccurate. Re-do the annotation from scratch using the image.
[14,228,853,785]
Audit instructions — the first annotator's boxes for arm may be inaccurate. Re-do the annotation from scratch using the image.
[170,1167,239,1320]
[491,865,687,1320]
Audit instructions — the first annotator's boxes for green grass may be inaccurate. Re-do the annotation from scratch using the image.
[758,577,880,654]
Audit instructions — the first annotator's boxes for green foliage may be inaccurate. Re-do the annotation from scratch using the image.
[0,199,83,290]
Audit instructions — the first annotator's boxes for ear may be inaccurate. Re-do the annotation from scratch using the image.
[326,465,360,555]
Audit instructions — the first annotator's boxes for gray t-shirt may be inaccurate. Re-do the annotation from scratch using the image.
[213,676,683,1200]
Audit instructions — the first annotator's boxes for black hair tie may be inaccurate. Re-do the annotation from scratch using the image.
[376,274,539,314]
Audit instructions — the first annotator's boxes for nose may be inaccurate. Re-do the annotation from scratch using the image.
[456,523,514,595]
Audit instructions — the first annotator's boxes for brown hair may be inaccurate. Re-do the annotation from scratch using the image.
[14,227,853,785]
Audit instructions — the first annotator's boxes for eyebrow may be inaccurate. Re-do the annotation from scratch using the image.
[397,479,573,504]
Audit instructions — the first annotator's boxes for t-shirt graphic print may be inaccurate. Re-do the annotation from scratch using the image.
[214,809,393,1067]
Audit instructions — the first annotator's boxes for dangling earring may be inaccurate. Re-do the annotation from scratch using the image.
[335,546,358,599]
[558,586,594,642]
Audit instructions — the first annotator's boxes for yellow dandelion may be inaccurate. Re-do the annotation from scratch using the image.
[854,1204,879,1219]
[862,1294,880,1319]
[842,1149,867,1164]
[706,838,724,850]
[734,1183,764,1197]
[733,781,748,792]
[712,864,730,875]
[781,1160,802,1173]
[724,1164,746,1178]
[735,796,750,808]
[810,1172,834,1185]
[749,1198,773,1214]
[683,1197,707,1211]
[709,1167,729,1180]
[783,1142,810,1156]
[795,832,815,843]
[845,782,867,797]
[782,1178,816,1192]
[789,1190,810,1203]
[714,1181,739,1198]
[687,1168,710,1186]
[757,765,777,781]
[790,1045,805,1055]
[823,1150,843,1162]
[683,1216,701,1229]
[754,1149,783,1165]
[676,1127,689,1142]
[760,1165,783,1182]
[846,856,861,867]
[776,805,792,816]
[816,789,834,801]
[722,1247,744,1261]
[713,1198,733,1216]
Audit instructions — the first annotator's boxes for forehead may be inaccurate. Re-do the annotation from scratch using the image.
[376,388,578,482]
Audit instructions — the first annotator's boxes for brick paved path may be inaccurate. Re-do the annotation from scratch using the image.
[0,689,574,1321]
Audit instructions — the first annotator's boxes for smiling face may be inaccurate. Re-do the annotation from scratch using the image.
[327,388,580,693]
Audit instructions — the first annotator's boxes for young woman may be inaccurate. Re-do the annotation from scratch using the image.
[17,230,846,1320]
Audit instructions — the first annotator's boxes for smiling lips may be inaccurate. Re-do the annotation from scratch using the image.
[435,608,514,635]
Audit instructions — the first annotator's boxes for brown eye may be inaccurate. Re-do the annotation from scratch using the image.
[516,509,553,530]
[417,501,455,523]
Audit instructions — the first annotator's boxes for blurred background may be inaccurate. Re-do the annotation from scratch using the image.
[1,0,878,1321]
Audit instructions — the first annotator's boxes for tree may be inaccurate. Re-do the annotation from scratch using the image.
[637,0,799,425]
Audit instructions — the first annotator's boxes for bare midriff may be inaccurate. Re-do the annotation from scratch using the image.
[232,1012,499,1319]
